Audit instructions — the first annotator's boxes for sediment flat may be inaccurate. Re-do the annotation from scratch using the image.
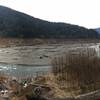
[0,42,97,65]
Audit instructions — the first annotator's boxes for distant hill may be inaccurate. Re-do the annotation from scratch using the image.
[0,5,99,38]
[95,28,100,34]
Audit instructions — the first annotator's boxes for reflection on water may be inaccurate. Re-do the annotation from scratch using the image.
[0,63,51,77]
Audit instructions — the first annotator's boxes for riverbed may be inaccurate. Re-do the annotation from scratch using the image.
[0,42,98,77]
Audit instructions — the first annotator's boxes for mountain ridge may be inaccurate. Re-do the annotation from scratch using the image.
[0,5,99,38]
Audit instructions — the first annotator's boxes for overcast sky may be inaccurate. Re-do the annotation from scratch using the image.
[0,0,100,28]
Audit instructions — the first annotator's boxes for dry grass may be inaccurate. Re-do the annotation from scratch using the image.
[52,48,100,94]
[33,73,68,98]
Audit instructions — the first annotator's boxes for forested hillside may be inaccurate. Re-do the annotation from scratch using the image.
[0,5,98,38]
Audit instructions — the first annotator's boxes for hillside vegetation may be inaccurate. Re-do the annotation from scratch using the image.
[0,5,99,38]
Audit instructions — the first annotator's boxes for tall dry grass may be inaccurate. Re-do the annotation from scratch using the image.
[52,48,100,93]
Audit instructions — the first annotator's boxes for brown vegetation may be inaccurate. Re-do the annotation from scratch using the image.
[0,37,99,47]
[52,48,100,94]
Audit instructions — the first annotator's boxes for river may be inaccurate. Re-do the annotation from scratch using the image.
[0,63,51,77]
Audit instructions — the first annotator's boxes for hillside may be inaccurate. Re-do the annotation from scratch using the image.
[95,28,100,34]
[0,5,99,38]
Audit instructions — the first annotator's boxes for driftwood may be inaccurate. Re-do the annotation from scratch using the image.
[49,89,100,100]
[75,89,100,100]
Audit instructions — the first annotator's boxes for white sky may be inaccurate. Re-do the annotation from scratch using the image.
[0,0,100,28]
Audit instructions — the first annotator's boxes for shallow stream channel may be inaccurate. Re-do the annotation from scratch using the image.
[0,63,51,77]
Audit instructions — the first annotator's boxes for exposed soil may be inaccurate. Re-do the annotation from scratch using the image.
[0,42,97,65]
